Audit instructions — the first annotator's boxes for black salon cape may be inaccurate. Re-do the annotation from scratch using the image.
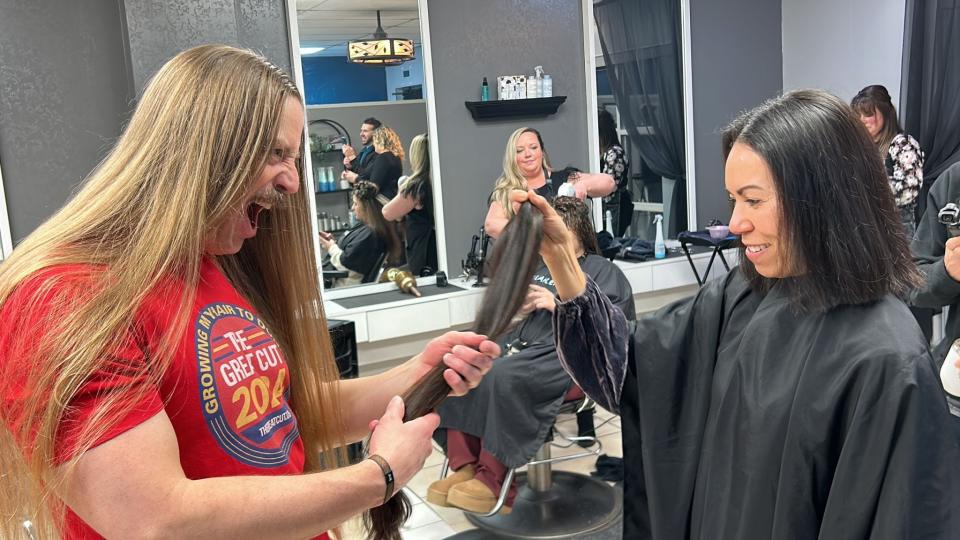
[554,269,960,539]
[322,223,386,279]
[434,254,634,468]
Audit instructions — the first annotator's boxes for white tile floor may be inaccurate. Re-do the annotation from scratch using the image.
[338,407,623,539]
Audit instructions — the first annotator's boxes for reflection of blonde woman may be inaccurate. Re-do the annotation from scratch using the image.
[484,127,616,238]
[0,44,497,539]
[384,133,438,275]
[342,125,404,199]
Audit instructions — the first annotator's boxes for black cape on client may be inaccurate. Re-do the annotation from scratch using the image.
[554,270,960,539]
[321,223,386,279]
[434,254,634,468]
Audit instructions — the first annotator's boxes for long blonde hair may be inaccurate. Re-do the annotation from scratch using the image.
[372,126,405,160]
[491,127,552,219]
[401,133,431,207]
[0,45,346,537]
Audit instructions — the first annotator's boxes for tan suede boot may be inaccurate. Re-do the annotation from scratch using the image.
[446,478,513,515]
[426,465,476,506]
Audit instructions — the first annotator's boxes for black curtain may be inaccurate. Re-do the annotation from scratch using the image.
[901,0,960,192]
[594,0,686,232]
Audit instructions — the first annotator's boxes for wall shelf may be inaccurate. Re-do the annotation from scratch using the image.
[464,96,566,120]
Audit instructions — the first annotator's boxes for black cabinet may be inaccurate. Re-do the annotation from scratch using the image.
[327,319,362,463]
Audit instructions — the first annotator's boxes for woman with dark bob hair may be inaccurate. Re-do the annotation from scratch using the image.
[511,90,959,539]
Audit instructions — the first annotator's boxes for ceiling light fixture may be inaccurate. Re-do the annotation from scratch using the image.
[347,10,415,65]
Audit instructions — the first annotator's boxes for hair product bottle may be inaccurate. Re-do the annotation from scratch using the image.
[481,77,490,101]
[654,214,666,259]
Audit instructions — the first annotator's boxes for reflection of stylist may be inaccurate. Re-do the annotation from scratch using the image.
[484,127,615,238]
[383,133,437,276]
[599,109,630,236]
[342,126,403,200]
[321,181,402,286]
[342,117,381,176]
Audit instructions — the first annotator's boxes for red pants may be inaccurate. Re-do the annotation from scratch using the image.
[446,429,517,505]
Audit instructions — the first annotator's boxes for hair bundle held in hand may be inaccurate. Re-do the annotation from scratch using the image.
[363,202,544,540]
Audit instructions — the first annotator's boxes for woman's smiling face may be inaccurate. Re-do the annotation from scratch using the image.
[726,141,794,279]
[515,131,544,178]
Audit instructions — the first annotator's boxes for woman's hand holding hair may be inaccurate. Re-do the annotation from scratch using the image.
[366,396,439,493]
[509,190,587,300]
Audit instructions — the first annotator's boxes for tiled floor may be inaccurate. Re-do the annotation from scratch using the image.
[339,407,623,539]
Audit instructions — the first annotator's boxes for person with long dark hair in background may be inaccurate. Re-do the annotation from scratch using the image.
[321,181,402,286]
[598,109,630,236]
[484,127,616,238]
[852,84,924,237]
[428,197,634,515]
[514,90,959,539]
[383,133,437,276]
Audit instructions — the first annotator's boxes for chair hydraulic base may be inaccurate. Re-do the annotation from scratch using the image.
[464,471,622,539]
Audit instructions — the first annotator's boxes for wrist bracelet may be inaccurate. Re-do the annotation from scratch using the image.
[367,454,395,505]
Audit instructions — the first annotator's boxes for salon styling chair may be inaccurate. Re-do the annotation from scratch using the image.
[441,387,622,539]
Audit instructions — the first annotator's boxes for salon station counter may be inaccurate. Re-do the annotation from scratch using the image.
[323,248,738,374]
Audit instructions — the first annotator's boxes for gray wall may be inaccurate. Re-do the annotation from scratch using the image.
[124,0,291,94]
[426,0,590,269]
[689,0,783,227]
[0,0,292,244]
[0,0,133,242]
[782,0,905,106]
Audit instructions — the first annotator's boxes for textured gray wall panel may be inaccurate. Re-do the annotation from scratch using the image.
[0,0,133,241]
[124,0,291,94]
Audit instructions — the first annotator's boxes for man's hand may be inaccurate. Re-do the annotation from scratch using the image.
[408,331,499,396]
[366,396,439,490]
[944,237,960,282]
[342,170,359,184]
[342,144,356,159]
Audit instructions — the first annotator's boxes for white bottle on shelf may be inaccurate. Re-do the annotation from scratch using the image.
[542,74,553,97]
[526,74,538,99]
[534,66,544,98]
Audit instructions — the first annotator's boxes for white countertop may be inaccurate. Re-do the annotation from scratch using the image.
[323,249,737,345]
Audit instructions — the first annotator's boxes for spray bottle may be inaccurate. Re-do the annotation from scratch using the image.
[654,214,666,259]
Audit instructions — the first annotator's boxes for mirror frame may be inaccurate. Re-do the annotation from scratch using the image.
[284,0,445,296]
[0,160,12,259]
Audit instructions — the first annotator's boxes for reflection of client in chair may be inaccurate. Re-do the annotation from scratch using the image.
[320,181,401,287]
[430,197,635,514]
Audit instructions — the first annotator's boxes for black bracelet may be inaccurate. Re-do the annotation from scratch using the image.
[367,454,395,505]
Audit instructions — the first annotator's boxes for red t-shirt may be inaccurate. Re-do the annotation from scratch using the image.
[1,259,330,539]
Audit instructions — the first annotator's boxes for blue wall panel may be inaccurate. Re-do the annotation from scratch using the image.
[302,56,388,105]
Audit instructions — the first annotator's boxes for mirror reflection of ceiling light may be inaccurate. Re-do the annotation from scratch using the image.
[300,47,326,55]
[348,10,415,65]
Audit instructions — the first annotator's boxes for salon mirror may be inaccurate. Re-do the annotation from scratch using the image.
[290,0,438,292]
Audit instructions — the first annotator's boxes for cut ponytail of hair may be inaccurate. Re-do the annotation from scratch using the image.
[363,202,544,539]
